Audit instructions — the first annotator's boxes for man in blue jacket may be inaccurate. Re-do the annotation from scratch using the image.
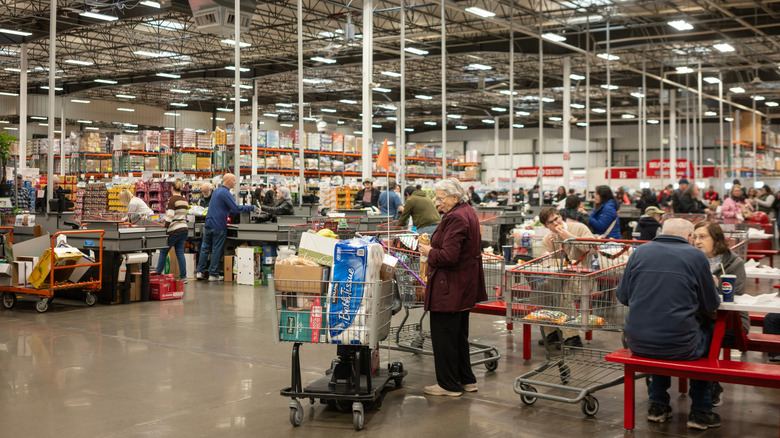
[378,179,403,219]
[196,174,257,281]
[616,218,721,430]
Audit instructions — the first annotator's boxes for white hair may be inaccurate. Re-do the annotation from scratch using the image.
[434,177,469,203]
[661,218,694,238]
[277,186,292,202]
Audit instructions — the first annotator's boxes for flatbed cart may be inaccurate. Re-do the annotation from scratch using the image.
[380,245,502,370]
[509,238,644,416]
[0,229,104,313]
[269,277,406,431]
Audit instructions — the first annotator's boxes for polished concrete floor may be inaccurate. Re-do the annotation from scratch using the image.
[0,279,777,438]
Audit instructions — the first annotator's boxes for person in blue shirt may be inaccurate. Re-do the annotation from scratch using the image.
[378,179,403,220]
[589,185,621,239]
[195,174,257,281]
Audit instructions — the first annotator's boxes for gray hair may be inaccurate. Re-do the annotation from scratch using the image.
[277,186,292,202]
[661,218,694,238]
[434,177,469,203]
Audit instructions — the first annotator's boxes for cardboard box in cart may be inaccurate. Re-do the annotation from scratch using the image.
[274,264,329,309]
[28,245,84,289]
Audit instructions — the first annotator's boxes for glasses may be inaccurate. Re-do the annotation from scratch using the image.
[545,216,562,226]
[434,196,450,202]
[691,233,711,241]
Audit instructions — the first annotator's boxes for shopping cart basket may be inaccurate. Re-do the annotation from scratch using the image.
[287,217,361,249]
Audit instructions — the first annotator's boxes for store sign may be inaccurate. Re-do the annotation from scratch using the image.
[645,159,694,178]
[515,166,565,177]
[604,168,641,179]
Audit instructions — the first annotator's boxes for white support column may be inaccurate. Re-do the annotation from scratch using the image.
[508,2,514,202]
[361,0,374,180]
[670,88,677,187]
[606,17,612,188]
[641,60,647,182]
[494,116,499,181]
[252,79,258,177]
[718,72,724,186]
[562,56,571,187]
[659,67,664,184]
[19,43,27,169]
[233,0,241,198]
[399,0,406,188]
[697,62,703,182]
[297,0,305,204]
[60,101,65,175]
[752,100,757,187]
[440,0,446,179]
[584,17,590,194]
[46,0,56,208]
[537,18,544,188]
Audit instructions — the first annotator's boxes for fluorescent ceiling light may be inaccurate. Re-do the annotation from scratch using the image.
[466,63,492,70]
[30,116,47,120]
[302,78,334,85]
[0,121,7,124]
[140,1,161,7]
[340,99,358,104]
[170,102,188,107]
[263,113,278,117]
[142,19,184,30]
[276,103,293,108]
[576,122,588,127]
[704,111,717,116]
[379,104,397,110]
[415,95,433,100]
[220,39,250,47]
[542,97,555,103]
[116,94,135,99]
[278,123,293,127]
[38,123,48,126]
[404,128,414,132]
[592,108,607,113]
[156,72,181,79]
[134,50,177,58]
[170,89,190,93]
[500,90,518,95]
[387,117,397,121]
[4,68,27,73]
[516,111,530,116]
[465,7,495,18]
[94,79,118,84]
[337,120,345,124]
[164,127,175,130]
[570,103,585,109]
[513,124,524,128]
[714,43,734,52]
[65,59,93,66]
[447,114,462,119]
[117,108,134,112]
[321,108,337,113]
[491,107,507,112]
[668,20,693,31]
[424,121,437,126]
[600,84,618,90]
[766,102,779,107]
[80,11,118,21]
[753,95,765,101]
[125,130,138,133]
[630,92,645,98]
[0,28,32,36]
[725,117,734,122]
[371,124,382,129]
[71,99,90,104]
[214,117,225,121]
[40,86,63,91]
[676,66,694,74]
[311,56,337,64]
[124,123,138,127]
[85,126,100,130]
[703,77,720,84]
[404,47,429,56]
[621,114,636,119]
[195,129,207,133]
[318,31,337,38]
[597,53,619,61]
[381,71,402,78]
[229,98,248,102]
[482,119,495,124]
[541,33,566,42]
[455,125,468,130]
[164,112,180,116]
[549,116,562,121]
[225,66,250,72]
[373,87,391,93]
[303,117,317,122]
[647,119,660,124]
[672,48,687,55]
[354,130,363,134]
[217,108,232,112]
[570,74,586,81]
[729,87,745,93]
[232,84,252,89]
[2,127,16,131]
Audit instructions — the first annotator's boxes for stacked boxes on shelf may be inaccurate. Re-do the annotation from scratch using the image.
[214,127,226,146]
[108,184,134,212]
[60,175,78,202]
[335,186,353,210]
[196,132,212,149]
[175,129,197,148]
[226,123,250,146]
[181,153,197,170]
[80,132,102,152]
[79,182,108,217]
[332,134,344,152]
[141,130,161,152]
[196,156,211,171]
[160,130,174,149]
[114,135,145,151]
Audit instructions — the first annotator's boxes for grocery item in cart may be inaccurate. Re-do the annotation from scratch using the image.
[418,233,430,283]
[570,314,606,328]
[328,237,383,344]
[521,309,569,324]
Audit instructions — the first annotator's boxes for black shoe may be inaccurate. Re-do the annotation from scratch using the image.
[647,402,672,423]
[563,336,583,348]
[538,331,561,346]
[687,411,721,430]
[768,354,780,363]
[711,382,723,407]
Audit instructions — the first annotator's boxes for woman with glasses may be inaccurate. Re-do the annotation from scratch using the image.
[417,178,486,397]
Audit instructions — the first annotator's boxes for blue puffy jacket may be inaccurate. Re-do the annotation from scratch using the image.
[589,198,621,239]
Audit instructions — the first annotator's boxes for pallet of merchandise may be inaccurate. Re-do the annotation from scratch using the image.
[196,132,213,149]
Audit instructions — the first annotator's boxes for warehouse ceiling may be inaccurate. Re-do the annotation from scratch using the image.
[1,0,780,133]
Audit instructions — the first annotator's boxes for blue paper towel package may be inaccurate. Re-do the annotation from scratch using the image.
[327,237,383,344]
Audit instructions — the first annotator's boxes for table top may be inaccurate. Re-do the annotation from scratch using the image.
[745,271,780,279]
[719,293,780,312]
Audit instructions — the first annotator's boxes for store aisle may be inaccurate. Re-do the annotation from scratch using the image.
[0,280,776,437]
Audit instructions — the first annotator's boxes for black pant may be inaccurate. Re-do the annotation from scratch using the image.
[430,310,477,392]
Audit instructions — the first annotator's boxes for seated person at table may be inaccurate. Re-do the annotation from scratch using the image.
[616,219,721,430]
[259,186,294,220]
[765,314,780,363]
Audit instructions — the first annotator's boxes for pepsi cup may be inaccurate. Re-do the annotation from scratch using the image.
[720,274,736,302]
[502,246,512,263]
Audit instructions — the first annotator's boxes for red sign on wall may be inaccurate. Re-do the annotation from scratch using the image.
[515,166,565,178]
[646,159,694,178]
[605,168,641,179]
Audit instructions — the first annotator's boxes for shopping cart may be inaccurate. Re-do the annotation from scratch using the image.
[509,238,644,416]
[269,278,406,431]
[720,222,749,262]
[287,217,361,249]
[476,211,503,249]
[356,229,418,251]
[380,245,502,370]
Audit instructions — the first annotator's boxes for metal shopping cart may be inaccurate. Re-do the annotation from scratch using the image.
[269,277,406,430]
[381,245,502,370]
[720,222,749,262]
[509,238,645,416]
[287,217,361,249]
[476,211,503,249]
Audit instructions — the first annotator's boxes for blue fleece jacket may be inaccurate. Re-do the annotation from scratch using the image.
[589,198,621,239]
[616,234,720,359]
[378,190,402,220]
[205,185,254,230]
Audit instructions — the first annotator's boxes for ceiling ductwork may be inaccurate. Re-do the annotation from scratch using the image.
[188,0,255,35]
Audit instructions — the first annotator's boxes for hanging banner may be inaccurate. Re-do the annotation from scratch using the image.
[645,159,694,178]
[515,166,565,178]
[605,168,641,179]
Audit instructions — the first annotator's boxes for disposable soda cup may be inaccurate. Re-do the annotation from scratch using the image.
[502,246,512,262]
[721,274,737,302]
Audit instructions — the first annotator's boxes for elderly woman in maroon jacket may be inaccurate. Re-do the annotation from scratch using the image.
[418,177,487,397]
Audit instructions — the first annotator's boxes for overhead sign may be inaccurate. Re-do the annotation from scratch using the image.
[605,168,641,179]
[515,166,565,178]
[646,159,694,178]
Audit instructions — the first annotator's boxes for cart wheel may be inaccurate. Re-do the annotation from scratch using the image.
[85,292,97,306]
[374,397,382,409]
[1,293,16,309]
[35,298,49,313]
[558,364,571,385]
[309,398,315,405]
[353,408,364,431]
[581,395,599,417]
[394,377,403,387]
[519,385,538,405]
[289,400,303,427]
